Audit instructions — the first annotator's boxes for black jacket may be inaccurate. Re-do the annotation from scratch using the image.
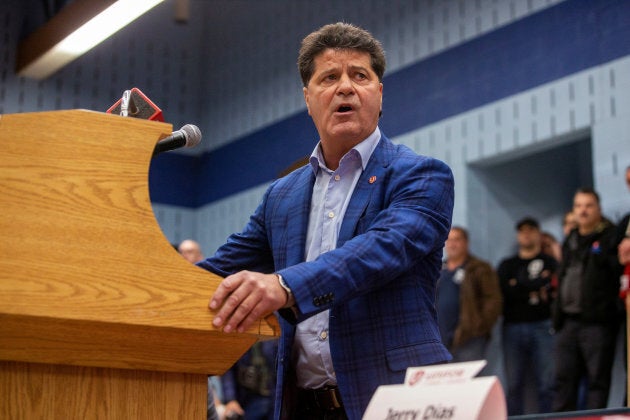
[553,219,623,329]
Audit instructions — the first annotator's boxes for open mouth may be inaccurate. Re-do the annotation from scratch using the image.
[337,105,353,113]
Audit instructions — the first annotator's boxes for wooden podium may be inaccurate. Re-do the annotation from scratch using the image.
[0,110,280,419]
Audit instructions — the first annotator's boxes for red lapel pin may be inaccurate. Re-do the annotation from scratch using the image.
[369,176,377,184]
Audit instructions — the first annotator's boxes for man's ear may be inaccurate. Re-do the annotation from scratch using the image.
[303,87,311,116]
[379,83,383,113]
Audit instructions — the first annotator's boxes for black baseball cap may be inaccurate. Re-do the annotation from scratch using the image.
[516,217,540,230]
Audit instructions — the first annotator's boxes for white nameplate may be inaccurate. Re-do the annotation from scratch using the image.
[363,360,506,420]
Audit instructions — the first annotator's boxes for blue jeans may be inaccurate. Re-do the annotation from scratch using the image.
[451,335,491,376]
[451,335,488,362]
[502,319,554,415]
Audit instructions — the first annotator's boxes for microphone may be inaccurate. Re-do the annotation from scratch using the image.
[152,124,202,157]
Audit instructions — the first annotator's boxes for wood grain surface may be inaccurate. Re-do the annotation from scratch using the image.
[0,360,207,419]
[0,110,279,376]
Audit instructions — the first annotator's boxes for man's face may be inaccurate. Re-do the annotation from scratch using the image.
[445,229,468,261]
[303,48,383,151]
[573,192,601,231]
[517,225,541,250]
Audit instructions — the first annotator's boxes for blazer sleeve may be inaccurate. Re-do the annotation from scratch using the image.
[279,151,454,322]
[197,182,277,277]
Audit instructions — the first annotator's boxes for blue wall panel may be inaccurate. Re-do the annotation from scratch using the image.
[149,0,630,208]
[149,153,202,208]
[380,0,630,137]
[197,112,318,206]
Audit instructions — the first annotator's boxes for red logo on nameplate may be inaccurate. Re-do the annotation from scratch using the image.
[369,176,377,184]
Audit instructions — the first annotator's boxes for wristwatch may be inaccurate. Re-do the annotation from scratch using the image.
[275,273,294,307]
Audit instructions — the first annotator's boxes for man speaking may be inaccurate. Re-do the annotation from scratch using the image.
[198,22,454,419]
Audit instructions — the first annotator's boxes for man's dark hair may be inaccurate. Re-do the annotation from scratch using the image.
[297,22,386,87]
[516,216,540,231]
[575,187,600,204]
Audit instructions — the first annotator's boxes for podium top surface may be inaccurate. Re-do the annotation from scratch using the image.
[0,110,279,374]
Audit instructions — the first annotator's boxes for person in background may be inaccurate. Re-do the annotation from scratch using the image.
[497,217,558,415]
[220,340,279,420]
[617,166,630,290]
[616,165,630,406]
[552,187,622,411]
[562,211,578,238]
[620,223,630,289]
[177,239,275,420]
[198,22,454,419]
[436,227,502,366]
[541,231,562,263]
[178,239,205,264]
[176,239,223,420]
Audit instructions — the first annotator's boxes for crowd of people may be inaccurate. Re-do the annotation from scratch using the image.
[179,172,629,419]
[178,180,630,420]
[436,170,630,416]
[167,21,629,420]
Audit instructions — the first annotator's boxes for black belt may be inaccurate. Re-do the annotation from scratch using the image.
[563,312,582,321]
[297,386,344,411]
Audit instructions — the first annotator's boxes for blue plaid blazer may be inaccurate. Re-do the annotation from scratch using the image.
[200,133,454,419]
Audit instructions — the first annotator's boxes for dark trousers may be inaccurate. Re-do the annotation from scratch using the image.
[293,407,348,420]
[552,318,617,411]
[294,387,348,420]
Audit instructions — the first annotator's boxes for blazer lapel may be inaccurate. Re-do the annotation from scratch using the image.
[337,136,393,244]
[283,167,315,266]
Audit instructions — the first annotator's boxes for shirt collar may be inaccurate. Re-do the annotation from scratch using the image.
[309,127,381,174]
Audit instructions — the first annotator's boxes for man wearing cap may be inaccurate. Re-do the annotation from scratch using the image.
[497,217,558,415]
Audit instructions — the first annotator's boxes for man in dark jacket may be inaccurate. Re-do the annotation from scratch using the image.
[498,217,557,415]
[552,187,623,411]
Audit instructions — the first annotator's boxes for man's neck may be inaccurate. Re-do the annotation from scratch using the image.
[578,220,600,236]
[320,142,357,171]
[446,255,467,270]
[518,246,540,259]
[320,129,377,171]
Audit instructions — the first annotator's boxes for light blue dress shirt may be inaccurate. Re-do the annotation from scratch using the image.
[293,127,381,389]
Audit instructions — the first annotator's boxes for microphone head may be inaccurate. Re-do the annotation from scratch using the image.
[181,124,202,148]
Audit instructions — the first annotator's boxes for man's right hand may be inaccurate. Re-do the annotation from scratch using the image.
[209,270,288,333]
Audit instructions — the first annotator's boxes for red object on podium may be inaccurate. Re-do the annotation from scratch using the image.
[106,87,164,121]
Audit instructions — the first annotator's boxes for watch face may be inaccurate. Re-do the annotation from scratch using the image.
[277,274,291,294]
